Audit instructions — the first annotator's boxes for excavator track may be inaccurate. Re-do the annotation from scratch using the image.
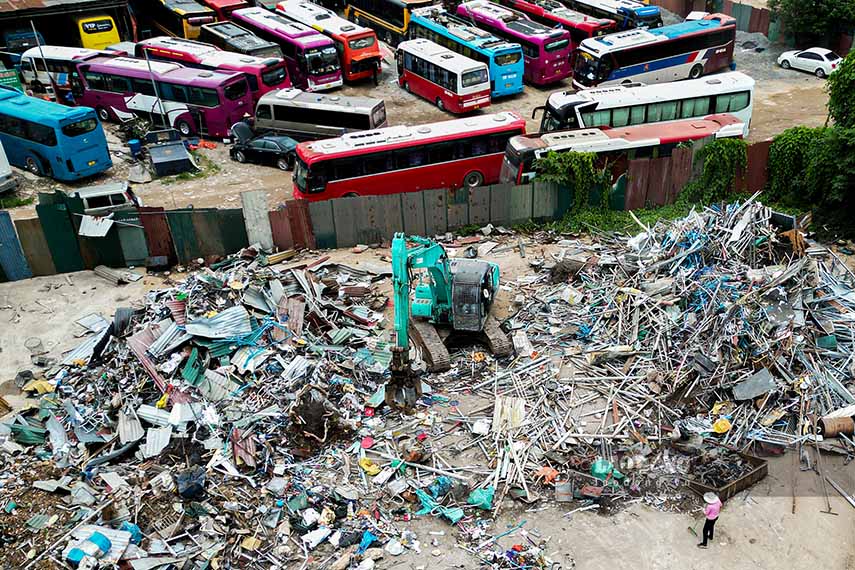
[410,318,451,372]
[482,315,513,358]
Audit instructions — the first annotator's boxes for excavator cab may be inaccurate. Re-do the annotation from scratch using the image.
[450,259,496,332]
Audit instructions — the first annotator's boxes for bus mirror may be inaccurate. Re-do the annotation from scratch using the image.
[531,106,544,120]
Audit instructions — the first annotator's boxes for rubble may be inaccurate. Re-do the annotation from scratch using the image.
[1,198,855,567]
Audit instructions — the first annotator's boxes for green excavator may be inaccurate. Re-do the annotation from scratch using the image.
[385,233,513,407]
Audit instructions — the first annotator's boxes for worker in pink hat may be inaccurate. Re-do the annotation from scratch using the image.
[698,492,722,549]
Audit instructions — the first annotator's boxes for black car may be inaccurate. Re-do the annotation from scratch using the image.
[230,122,299,171]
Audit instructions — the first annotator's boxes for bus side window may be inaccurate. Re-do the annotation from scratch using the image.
[256,105,272,120]
[429,141,454,164]
[26,121,57,146]
[273,105,290,121]
[84,72,107,91]
[660,101,677,121]
[646,102,663,122]
[629,105,645,125]
[21,59,32,72]
[334,157,360,180]
[132,78,156,96]
[611,107,629,127]
[108,74,132,93]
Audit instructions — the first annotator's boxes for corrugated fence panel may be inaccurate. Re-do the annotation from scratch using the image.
[423,189,448,236]
[331,196,361,247]
[489,184,514,226]
[625,159,651,210]
[269,208,294,250]
[531,181,558,221]
[401,192,426,237]
[722,0,733,15]
[66,196,126,270]
[646,157,671,207]
[732,2,751,31]
[509,184,533,224]
[669,147,694,202]
[0,211,31,281]
[376,194,404,239]
[308,201,336,249]
[114,210,149,267]
[167,211,202,264]
[194,209,248,258]
[139,207,175,266]
[287,199,316,249]
[468,187,490,225]
[739,140,772,193]
[14,217,56,277]
[447,188,469,230]
[241,191,273,250]
[36,200,84,274]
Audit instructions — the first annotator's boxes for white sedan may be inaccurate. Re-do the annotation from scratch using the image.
[777,47,842,78]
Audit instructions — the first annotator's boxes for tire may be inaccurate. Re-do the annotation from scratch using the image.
[344,192,359,197]
[403,81,410,93]
[463,171,484,188]
[96,106,111,122]
[176,120,193,137]
[781,60,790,69]
[30,80,43,93]
[689,64,703,79]
[815,68,826,78]
[25,156,42,176]
[276,156,291,171]
[436,97,445,111]
[234,150,247,163]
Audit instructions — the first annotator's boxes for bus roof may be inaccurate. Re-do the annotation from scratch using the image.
[458,1,565,39]
[202,0,246,8]
[275,0,374,37]
[579,0,658,16]
[162,0,215,15]
[547,71,755,109]
[511,113,743,154]
[232,7,332,46]
[527,0,613,26]
[203,21,254,38]
[581,13,734,53]
[84,56,244,85]
[21,46,104,61]
[139,36,220,59]
[0,86,96,124]
[259,88,382,112]
[300,111,524,159]
[399,39,488,73]
[412,7,522,53]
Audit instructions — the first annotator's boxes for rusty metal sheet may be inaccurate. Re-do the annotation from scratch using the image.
[287,297,305,336]
[742,140,771,194]
[139,207,175,266]
[269,208,294,250]
[625,159,651,211]
[646,157,671,207]
[669,147,693,203]
[231,428,257,468]
[287,199,315,249]
[14,217,55,277]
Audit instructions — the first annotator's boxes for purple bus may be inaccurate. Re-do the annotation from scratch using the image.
[231,7,342,92]
[456,0,572,85]
[73,56,252,138]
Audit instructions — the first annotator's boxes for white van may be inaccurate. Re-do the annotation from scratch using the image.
[0,141,18,194]
[19,46,103,91]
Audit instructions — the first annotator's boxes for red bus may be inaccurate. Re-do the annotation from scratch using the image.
[198,0,249,20]
[396,39,490,114]
[136,36,290,104]
[495,0,615,47]
[294,111,526,200]
[275,0,382,83]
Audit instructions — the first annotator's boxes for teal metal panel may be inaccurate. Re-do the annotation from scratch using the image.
[423,189,447,236]
[114,211,149,267]
[509,184,534,225]
[192,209,248,258]
[331,196,361,247]
[447,188,469,230]
[732,3,751,31]
[308,200,336,249]
[468,186,490,225]
[489,184,513,225]
[0,211,31,281]
[401,192,426,237]
[36,200,84,273]
[377,194,404,238]
[167,210,202,264]
[531,181,558,221]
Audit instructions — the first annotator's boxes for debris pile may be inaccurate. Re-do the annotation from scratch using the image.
[1,198,854,567]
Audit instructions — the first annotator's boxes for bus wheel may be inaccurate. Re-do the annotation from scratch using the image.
[464,171,484,188]
[344,192,359,197]
[403,81,411,93]
[689,64,703,79]
[276,156,292,171]
[25,156,42,176]
[176,120,193,137]
[436,98,445,111]
[96,106,111,122]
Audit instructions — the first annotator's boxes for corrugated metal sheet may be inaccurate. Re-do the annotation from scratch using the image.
[66,525,132,564]
[166,299,187,326]
[138,426,172,459]
[78,215,114,237]
[36,199,84,273]
[118,408,144,444]
[185,306,252,339]
[128,326,191,404]
[61,328,110,365]
[137,405,171,427]
[197,370,239,402]
[75,313,110,333]
[128,557,185,570]
[14,217,56,277]
[0,210,32,281]
[230,428,256,468]
[231,346,271,374]
[94,265,143,285]
[147,320,191,359]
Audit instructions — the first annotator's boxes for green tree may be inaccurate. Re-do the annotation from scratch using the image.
[826,50,855,128]
[768,0,855,45]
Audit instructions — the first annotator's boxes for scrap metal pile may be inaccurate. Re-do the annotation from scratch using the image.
[1,198,854,569]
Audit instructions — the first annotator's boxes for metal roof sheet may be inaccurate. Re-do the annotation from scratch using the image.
[185,305,252,339]
[146,320,191,359]
[66,525,132,564]
[138,426,172,459]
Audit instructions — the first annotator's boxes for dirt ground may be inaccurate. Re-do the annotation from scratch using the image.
[1,244,854,569]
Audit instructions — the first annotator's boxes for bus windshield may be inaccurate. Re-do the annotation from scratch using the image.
[462,68,488,87]
[495,51,522,66]
[61,118,99,137]
[304,47,338,75]
[224,80,247,100]
[348,35,376,49]
[262,65,287,86]
[573,51,610,86]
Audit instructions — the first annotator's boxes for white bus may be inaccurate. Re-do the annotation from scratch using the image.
[564,0,661,29]
[536,71,754,136]
[19,46,105,91]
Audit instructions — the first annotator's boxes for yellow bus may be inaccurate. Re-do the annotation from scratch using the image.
[132,0,216,40]
[343,0,434,46]
[77,16,121,50]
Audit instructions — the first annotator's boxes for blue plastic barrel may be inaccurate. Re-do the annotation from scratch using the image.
[128,139,142,156]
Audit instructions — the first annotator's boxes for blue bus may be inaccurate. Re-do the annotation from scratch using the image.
[563,0,661,30]
[408,6,524,98]
[0,86,112,181]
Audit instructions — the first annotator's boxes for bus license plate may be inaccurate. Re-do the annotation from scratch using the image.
[505,83,512,88]
[88,160,96,166]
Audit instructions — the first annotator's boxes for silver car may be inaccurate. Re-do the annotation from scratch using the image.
[777,47,842,78]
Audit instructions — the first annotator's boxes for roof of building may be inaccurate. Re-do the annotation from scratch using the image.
[0,0,126,18]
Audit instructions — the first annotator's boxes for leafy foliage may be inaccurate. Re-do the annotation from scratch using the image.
[533,151,603,213]
[682,138,747,203]
[768,0,855,43]
[826,50,855,128]
[766,126,824,205]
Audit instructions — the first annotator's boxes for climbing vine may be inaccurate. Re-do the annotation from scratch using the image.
[682,138,747,204]
[766,126,823,205]
[826,48,855,128]
[533,151,611,213]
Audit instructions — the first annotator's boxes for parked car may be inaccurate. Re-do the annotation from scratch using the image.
[229,122,298,171]
[777,47,841,78]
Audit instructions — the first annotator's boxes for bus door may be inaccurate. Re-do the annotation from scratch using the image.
[78,16,121,50]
